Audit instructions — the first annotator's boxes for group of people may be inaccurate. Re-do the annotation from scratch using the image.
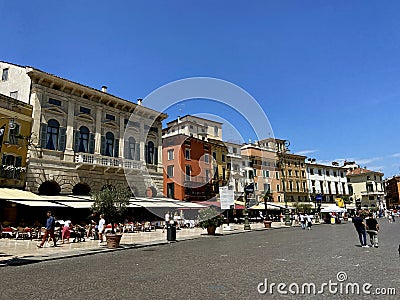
[299,213,313,230]
[36,211,107,248]
[352,211,380,248]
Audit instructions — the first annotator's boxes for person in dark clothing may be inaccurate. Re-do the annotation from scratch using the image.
[37,211,57,248]
[366,213,379,248]
[352,212,368,247]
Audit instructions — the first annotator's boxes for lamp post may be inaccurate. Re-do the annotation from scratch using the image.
[277,140,291,226]
[0,116,17,152]
[243,183,252,230]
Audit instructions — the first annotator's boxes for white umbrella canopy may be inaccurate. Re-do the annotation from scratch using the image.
[321,206,346,213]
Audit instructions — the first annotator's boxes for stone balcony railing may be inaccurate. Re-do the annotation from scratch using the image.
[360,190,385,196]
[75,153,144,170]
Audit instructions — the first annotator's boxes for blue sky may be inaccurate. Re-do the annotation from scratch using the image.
[1,1,400,177]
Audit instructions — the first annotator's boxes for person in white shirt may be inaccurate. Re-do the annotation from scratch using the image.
[98,215,105,243]
[305,214,312,230]
[300,214,305,229]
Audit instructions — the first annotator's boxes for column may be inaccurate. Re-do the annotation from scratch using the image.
[29,91,42,147]
[119,113,125,158]
[95,106,103,154]
[63,99,75,162]
[140,122,145,162]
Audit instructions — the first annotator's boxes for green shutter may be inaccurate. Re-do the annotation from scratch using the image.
[100,136,106,155]
[154,147,158,165]
[74,130,79,152]
[15,156,22,167]
[124,140,129,159]
[114,139,119,157]
[145,145,148,163]
[135,143,140,161]
[40,123,47,148]
[89,133,95,154]
[58,127,66,151]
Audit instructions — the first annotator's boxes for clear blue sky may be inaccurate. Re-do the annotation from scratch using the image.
[1,1,400,177]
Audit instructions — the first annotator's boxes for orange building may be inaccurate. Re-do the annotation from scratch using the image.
[163,134,213,201]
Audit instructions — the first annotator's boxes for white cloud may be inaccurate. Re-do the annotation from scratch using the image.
[295,149,318,156]
[391,153,400,158]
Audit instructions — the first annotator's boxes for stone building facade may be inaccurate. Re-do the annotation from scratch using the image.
[0,62,166,196]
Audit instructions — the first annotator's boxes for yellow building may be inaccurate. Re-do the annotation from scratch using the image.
[0,93,33,188]
[209,138,230,193]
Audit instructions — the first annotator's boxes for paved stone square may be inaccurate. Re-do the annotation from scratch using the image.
[0,219,399,299]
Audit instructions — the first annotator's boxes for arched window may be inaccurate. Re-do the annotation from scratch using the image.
[78,126,90,153]
[146,141,154,164]
[46,119,59,150]
[128,137,136,160]
[105,132,114,157]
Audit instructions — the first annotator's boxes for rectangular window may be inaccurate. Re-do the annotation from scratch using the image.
[80,106,91,114]
[222,154,225,162]
[204,153,209,163]
[340,172,344,178]
[288,170,292,176]
[49,98,62,106]
[277,184,280,192]
[311,180,315,186]
[326,170,330,176]
[9,91,18,99]
[2,68,9,81]
[206,169,210,182]
[222,168,226,180]
[318,169,322,176]
[106,114,115,121]
[8,123,20,145]
[295,170,299,177]
[276,171,279,179]
[233,148,237,154]
[212,152,217,160]
[309,168,314,175]
[167,149,174,160]
[167,165,174,178]
[185,165,191,181]
[185,149,190,160]
[264,183,271,192]
[333,171,337,177]
[301,171,305,177]
[263,170,270,178]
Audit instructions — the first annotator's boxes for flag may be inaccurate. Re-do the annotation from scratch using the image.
[0,124,5,153]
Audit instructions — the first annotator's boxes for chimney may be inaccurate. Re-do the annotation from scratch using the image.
[101,86,107,93]
[137,98,143,106]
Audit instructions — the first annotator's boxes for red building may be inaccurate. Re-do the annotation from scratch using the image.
[163,134,214,201]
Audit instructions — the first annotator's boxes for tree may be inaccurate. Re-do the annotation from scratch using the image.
[293,202,313,214]
[91,187,131,234]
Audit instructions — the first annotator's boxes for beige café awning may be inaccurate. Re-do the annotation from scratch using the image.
[0,188,67,207]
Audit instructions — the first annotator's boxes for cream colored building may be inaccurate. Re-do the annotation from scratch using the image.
[0,61,166,196]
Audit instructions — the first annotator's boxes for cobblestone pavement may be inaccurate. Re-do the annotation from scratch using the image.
[0,221,288,266]
[0,219,399,299]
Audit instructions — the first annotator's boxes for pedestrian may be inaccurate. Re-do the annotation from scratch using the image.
[352,211,368,247]
[37,211,57,248]
[86,212,98,238]
[98,214,105,243]
[62,220,71,244]
[366,213,379,248]
[300,213,306,229]
[306,214,312,230]
[391,211,396,223]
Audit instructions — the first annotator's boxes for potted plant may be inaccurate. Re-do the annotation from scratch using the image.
[198,207,225,235]
[91,186,131,248]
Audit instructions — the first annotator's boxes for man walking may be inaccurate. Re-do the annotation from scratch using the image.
[352,212,368,247]
[98,214,105,244]
[366,213,379,248]
[37,211,57,248]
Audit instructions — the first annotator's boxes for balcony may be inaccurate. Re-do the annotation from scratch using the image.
[0,168,24,180]
[184,175,210,188]
[360,190,385,196]
[75,153,144,172]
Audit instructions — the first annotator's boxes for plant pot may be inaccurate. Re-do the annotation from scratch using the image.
[263,221,272,228]
[105,233,122,249]
[207,226,217,235]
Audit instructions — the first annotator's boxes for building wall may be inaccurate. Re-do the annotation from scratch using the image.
[347,170,384,207]
[0,93,33,188]
[0,62,166,196]
[0,62,31,103]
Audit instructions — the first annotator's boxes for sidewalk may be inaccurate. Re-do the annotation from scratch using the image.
[0,221,294,267]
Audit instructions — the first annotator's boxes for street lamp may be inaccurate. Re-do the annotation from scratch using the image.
[0,116,17,129]
[277,140,291,226]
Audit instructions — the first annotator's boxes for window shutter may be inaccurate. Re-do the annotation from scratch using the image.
[154,147,158,165]
[15,156,22,167]
[135,143,140,161]
[74,130,80,152]
[2,154,6,165]
[145,145,148,163]
[58,127,66,151]
[89,133,95,154]
[100,136,106,155]
[40,123,47,148]
[114,138,119,157]
[124,140,129,159]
